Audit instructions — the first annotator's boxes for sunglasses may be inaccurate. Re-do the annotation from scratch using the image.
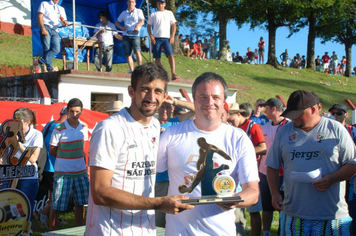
[331,112,344,116]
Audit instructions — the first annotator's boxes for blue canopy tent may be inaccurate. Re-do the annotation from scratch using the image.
[31,0,145,66]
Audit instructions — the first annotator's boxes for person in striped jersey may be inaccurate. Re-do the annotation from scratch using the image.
[85,63,194,236]
[49,98,89,231]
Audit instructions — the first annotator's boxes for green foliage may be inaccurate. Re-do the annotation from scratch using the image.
[316,0,356,44]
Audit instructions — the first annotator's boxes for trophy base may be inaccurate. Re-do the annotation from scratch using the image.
[181,195,243,205]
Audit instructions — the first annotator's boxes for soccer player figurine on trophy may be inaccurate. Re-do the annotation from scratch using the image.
[179,137,243,205]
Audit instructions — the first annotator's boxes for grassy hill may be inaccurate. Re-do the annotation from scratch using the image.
[1,31,355,112]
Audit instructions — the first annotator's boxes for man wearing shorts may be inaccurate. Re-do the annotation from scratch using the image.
[147,0,179,81]
[49,98,90,231]
[331,51,339,75]
[322,51,330,73]
[116,0,144,73]
[266,90,356,235]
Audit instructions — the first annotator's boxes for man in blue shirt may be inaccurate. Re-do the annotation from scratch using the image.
[250,98,269,125]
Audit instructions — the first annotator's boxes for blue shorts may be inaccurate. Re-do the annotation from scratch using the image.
[51,176,89,211]
[123,36,141,57]
[152,38,173,58]
[280,211,352,236]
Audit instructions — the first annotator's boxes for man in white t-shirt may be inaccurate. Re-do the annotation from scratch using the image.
[85,63,194,236]
[147,0,179,81]
[116,0,144,73]
[157,72,260,235]
[94,11,121,72]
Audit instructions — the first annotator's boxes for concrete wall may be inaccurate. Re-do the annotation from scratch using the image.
[0,0,32,36]
[0,70,241,110]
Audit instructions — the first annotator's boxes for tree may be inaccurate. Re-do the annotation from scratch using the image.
[286,0,334,70]
[316,0,356,77]
[189,0,240,61]
[235,0,300,67]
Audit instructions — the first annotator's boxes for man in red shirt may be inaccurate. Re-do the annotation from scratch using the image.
[322,52,330,73]
[246,47,254,64]
[228,102,266,236]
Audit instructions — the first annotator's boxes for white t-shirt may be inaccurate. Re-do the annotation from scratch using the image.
[147,10,176,38]
[94,21,117,47]
[14,127,43,180]
[38,0,67,31]
[157,120,259,235]
[85,108,160,236]
[117,8,144,36]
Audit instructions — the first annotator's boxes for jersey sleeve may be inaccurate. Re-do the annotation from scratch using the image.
[32,131,44,148]
[250,123,265,146]
[49,127,60,147]
[265,128,283,170]
[338,125,356,165]
[89,119,124,171]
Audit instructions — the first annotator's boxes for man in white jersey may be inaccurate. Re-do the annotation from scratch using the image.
[157,72,260,235]
[85,63,194,236]
[266,90,356,235]
[258,97,289,236]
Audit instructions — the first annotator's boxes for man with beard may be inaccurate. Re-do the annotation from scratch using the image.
[266,90,356,235]
[85,63,194,236]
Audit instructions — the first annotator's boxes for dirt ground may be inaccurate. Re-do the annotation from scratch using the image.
[0,65,32,77]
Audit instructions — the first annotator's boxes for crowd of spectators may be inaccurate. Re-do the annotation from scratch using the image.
[181,33,354,75]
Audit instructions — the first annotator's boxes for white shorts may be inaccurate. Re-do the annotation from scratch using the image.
[323,63,329,69]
